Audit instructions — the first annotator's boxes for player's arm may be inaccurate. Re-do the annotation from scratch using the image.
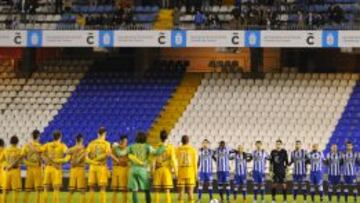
[148,144,166,156]
[170,146,178,177]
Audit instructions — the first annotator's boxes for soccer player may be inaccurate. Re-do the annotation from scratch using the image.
[42,130,69,203]
[214,140,233,202]
[176,135,197,203]
[111,135,129,203]
[270,140,289,203]
[233,145,252,202]
[324,144,342,202]
[307,143,324,203]
[1,136,22,203]
[114,132,165,203]
[252,140,269,203]
[289,140,308,202]
[342,141,358,203]
[152,130,178,203]
[67,134,87,203]
[197,139,215,202]
[86,127,113,203]
[22,130,43,203]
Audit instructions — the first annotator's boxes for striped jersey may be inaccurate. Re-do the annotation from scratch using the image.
[198,148,214,173]
[214,147,232,172]
[307,151,324,172]
[342,151,358,176]
[325,152,342,176]
[252,150,269,173]
[291,149,307,175]
[235,152,251,176]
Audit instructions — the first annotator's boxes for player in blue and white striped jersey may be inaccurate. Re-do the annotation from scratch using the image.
[289,140,308,202]
[233,145,252,202]
[197,139,215,202]
[307,144,325,203]
[213,141,234,202]
[342,141,359,203]
[252,140,269,203]
[324,144,343,202]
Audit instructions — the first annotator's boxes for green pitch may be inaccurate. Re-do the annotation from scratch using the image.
[16,192,357,203]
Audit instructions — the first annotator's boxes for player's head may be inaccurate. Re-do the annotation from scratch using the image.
[135,132,147,144]
[160,130,168,143]
[76,133,83,144]
[10,135,19,146]
[276,139,282,150]
[219,140,225,148]
[119,135,128,146]
[98,127,107,138]
[0,138,4,148]
[237,145,244,152]
[32,129,40,141]
[346,141,353,151]
[312,143,319,151]
[202,139,210,148]
[53,130,62,141]
[295,140,302,150]
[255,140,262,149]
[331,144,338,152]
[181,135,189,145]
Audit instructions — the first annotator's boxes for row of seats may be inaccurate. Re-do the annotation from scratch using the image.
[170,73,356,152]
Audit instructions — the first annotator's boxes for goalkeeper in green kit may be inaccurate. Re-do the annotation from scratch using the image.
[114,131,166,203]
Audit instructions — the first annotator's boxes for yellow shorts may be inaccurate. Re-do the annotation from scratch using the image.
[3,168,21,191]
[153,167,173,189]
[177,172,195,188]
[69,167,86,190]
[25,166,43,191]
[88,165,108,187]
[111,166,128,191]
[43,166,62,188]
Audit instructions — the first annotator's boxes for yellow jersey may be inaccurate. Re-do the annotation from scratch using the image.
[1,145,23,169]
[68,144,86,168]
[176,144,197,179]
[41,141,68,168]
[154,144,177,171]
[86,137,111,166]
[22,141,42,167]
[112,145,129,167]
[0,147,4,168]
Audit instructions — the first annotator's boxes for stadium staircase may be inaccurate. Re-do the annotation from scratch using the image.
[42,60,184,146]
[326,81,360,152]
[154,9,173,30]
[147,73,203,145]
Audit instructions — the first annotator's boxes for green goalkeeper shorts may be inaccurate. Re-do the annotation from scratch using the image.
[128,166,150,191]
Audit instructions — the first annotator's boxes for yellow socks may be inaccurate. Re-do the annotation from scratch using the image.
[166,191,172,203]
[100,190,106,203]
[89,190,95,203]
[53,190,60,203]
[154,192,160,203]
[112,192,118,203]
[43,190,48,203]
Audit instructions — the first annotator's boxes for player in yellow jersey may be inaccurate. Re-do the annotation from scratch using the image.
[111,135,129,203]
[0,139,5,193]
[66,134,86,203]
[22,130,43,203]
[41,131,69,203]
[176,135,198,203]
[152,130,178,203]
[1,136,23,203]
[86,127,116,203]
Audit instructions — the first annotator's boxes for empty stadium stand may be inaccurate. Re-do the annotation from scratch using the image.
[41,64,185,146]
[170,72,358,153]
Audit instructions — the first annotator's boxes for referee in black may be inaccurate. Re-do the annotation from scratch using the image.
[270,139,289,203]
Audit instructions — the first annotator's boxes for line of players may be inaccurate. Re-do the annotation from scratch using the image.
[0,126,359,203]
[197,139,360,203]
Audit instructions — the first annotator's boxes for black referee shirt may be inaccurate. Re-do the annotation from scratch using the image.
[270,149,289,174]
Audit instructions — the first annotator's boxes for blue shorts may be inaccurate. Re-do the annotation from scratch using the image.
[234,175,247,186]
[328,175,341,185]
[253,171,265,184]
[293,174,306,184]
[310,171,323,185]
[217,171,230,184]
[198,172,213,182]
[344,175,357,185]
